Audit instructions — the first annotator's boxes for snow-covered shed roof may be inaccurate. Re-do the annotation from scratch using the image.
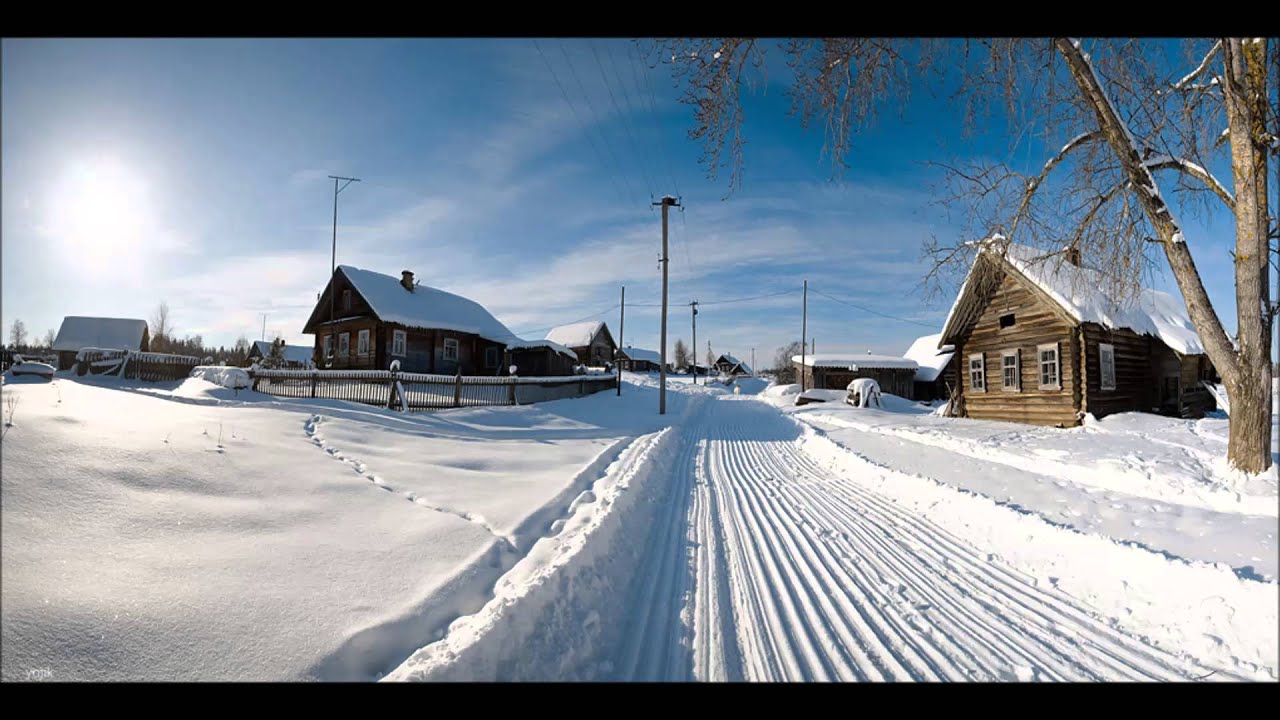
[903,333,955,383]
[621,347,662,364]
[53,317,148,352]
[504,338,577,360]
[545,321,605,349]
[333,265,517,345]
[941,242,1205,356]
[792,353,919,371]
[251,341,314,365]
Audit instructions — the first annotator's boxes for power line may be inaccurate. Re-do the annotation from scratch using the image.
[592,39,656,200]
[627,288,799,307]
[808,287,939,328]
[532,39,628,206]
[559,40,638,203]
[629,39,680,198]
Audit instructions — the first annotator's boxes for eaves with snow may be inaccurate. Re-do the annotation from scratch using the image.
[903,333,955,383]
[545,321,606,349]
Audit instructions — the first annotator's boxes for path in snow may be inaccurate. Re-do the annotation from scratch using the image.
[612,396,1216,681]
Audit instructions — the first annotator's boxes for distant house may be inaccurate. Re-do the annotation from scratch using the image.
[52,316,150,371]
[247,340,314,368]
[545,321,617,367]
[792,353,919,398]
[938,241,1215,426]
[903,333,956,401]
[617,346,664,372]
[714,353,753,377]
[505,339,578,377]
[301,266,516,375]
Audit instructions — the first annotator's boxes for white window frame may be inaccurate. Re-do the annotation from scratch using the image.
[968,353,986,393]
[338,332,350,357]
[1099,343,1116,392]
[485,346,498,368]
[391,329,407,357]
[357,329,370,355]
[1000,349,1021,392]
[323,335,333,358]
[442,337,459,362]
[1038,343,1061,390]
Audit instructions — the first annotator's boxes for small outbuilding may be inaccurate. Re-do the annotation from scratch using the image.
[505,339,579,377]
[902,333,956,401]
[52,316,150,371]
[792,353,919,398]
[617,346,664,372]
[545,321,617,367]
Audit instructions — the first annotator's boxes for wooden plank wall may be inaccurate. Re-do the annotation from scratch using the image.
[1081,323,1154,418]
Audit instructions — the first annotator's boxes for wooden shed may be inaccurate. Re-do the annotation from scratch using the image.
[938,240,1216,427]
[52,316,150,371]
[505,339,578,377]
[545,321,617,367]
[792,353,919,398]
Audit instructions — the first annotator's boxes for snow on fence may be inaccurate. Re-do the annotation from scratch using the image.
[248,368,617,411]
[74,348,203,382]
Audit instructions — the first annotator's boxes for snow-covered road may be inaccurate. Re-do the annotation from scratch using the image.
[613,395,1218,681]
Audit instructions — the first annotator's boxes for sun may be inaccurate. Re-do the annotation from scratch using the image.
[46,156,152,271]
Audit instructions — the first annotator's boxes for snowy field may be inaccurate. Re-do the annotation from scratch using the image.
[0,371,684,681]
[2,370,1274,681]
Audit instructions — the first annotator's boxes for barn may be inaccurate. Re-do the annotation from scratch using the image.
[792,353,919,398]
[505,339,578,377]
[938,241,1215,426]
[617,346,664,372]
[52,316,150,371]
[545,321,617,367]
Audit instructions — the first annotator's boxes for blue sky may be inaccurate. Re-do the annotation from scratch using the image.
[1,38,1248,366]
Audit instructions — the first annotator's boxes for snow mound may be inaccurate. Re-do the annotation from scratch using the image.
[190,366,251,390]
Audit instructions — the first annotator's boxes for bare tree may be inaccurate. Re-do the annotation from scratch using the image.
[673,338,691,370]
[705,341,716,369]
[150,301,173,351]
[650,37,1276,473]
[773,341,803,384]
[8,319,27,348]
[41,329,55,350]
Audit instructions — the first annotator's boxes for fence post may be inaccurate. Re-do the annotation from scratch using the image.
[251,370,260,393]
[507,376,516,406]
[311,370,317,399]
[454,371,463,408]
[387,369,399,411]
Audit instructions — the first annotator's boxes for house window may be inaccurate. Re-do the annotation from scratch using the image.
[1001,349,1020,392]
[485,346,498,368]
[1038,343,1060,390]
[1099,343,1116,391]
[999,313,1016,329]
[338,332,350,357]
[323,335,333,359]
[392,330,407,357]
[443,337,459,362]
[342,290,352,312]
[968,353,986,393]
[357,329,370,355]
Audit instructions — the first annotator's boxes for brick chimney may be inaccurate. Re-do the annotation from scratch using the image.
[401,270,415,292]
[1064,246,1081,267]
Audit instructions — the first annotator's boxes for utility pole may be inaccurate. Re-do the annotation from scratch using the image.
[617,286,624,397]
[328,175,361,329]
[690,300,699,385]
[261,314,267,342]
[655,195,678,415]
[752,347,755,377]
[801,280,808,392]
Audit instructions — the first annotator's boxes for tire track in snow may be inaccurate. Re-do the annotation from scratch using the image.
[617,397,1220,681]
[303,414,515,548]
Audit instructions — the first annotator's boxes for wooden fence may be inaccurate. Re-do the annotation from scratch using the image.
[75,348,203,382]
[248,368,617,411]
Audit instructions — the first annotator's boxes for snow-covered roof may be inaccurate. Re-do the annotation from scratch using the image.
[544,321,604,349]
[903,333,954,383]
[52,317,147,352]
[999,244,1205,355]
[621,347,662,364]
[792,353,919,371]
[251,341,313,365]
[505,338,577,360]
[717,353,741,365]
[336,266,517,345]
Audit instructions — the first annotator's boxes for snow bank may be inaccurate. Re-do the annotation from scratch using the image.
[190,366,251,390]
[799,427,1277,679]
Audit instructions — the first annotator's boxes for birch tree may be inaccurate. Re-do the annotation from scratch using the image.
[650,37,1277,473]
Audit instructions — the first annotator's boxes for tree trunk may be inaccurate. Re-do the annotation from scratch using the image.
[1055,38,1274,473]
